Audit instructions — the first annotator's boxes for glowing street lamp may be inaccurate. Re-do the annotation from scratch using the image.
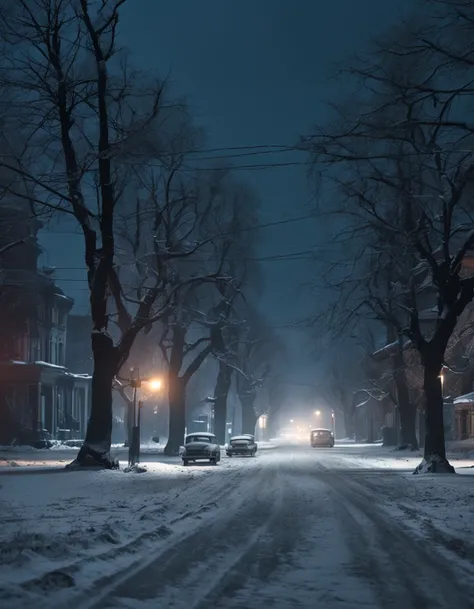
[148,378,162,391]
[119,370,164,466]
[315,410,321,417]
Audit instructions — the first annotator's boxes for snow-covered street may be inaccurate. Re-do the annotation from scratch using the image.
[1,443,474,608]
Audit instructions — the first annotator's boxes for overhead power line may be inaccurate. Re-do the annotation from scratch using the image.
[40,211,317,237]
[39,247,318,269]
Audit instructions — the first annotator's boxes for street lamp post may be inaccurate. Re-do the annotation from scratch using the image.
[129,367,142,467]
[136,400,144,463]
[119,368,162,468]
[331,409,336,437]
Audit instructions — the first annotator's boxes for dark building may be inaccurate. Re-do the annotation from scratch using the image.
[0,196,91,445]
[66,314,93,374]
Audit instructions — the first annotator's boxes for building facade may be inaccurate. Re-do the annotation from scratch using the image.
[0,196,91,445]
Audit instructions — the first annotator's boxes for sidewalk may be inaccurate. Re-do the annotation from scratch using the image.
[0,440,278,474]
[447,439,474,458]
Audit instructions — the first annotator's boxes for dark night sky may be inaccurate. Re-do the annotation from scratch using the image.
[40,0,412,381]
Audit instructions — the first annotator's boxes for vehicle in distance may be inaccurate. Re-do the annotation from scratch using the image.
[310,428,334,448]
[226,434,258,457]
[180,432,221,465]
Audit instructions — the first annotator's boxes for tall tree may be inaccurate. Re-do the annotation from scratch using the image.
[206,180,261,443]
[235,307,281,435]
[303,10,474,472]
[0,0,202,467]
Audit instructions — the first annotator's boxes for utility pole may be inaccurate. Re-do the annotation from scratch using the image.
[128,367,141,467]
[137,400,143,464]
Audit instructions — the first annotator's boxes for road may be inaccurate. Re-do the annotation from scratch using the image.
[61,443,473,609]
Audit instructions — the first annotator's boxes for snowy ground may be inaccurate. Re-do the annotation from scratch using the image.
[1,443,474,608]
[0,441,277,470]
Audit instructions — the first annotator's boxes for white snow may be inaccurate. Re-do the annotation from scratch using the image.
[453,392,474,405]
[34,361,66,369]
[1,442,473,608]
[0,462,232,608]
[320,444,474,544]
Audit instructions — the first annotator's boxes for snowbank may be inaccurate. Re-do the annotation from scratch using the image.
[0,462,227,607]
[0,440,276,470]
[325,444,474,551]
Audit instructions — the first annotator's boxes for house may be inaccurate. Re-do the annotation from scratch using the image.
[66,314,93,374]
[0,270,92,444]
[0,196,91,445]
[452,393,474,440]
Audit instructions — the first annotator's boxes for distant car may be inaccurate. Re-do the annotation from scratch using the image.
[310,428,334,448]
[180,432,221,466]
[226,435,258,457]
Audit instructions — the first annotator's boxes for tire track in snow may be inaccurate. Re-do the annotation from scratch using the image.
[356,475,474,574]
[92,463,282,608]
[189,462,323,608]
[0,465,247,609]
[313,464,474,609]
[71,459,272,609]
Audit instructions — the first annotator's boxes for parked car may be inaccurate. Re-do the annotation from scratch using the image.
[180,432,221,465]
[310,428,334,448]
[226,435,258,457]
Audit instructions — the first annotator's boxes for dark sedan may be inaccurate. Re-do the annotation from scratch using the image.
[226,435,257,457]
[180,432,221,465]
[310,428,334,448]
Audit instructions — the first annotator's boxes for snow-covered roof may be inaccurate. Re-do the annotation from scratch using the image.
[185,432,216,437]
[418,306,438,321]
[372,339,412,359]
[34,361,66,370]
[6,360,91,379]
[310,428,332,432]
[7,360,66,369]
[66,372,92,380]
[230,435,254,441]
[453,392,474,405]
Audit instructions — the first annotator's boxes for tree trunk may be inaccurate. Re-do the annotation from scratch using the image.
[241,396,258,435]
[343,406,355,439]
[393,365,418,450]
[392,341,419,450]
[70,333,118,469]
[124,398,133,447]
[213,362,232,444]
[164,373,186,455]
[414,350,454,474]
[398,403,418,450]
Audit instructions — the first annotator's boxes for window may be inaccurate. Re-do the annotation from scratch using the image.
[48,336,54,364]
[58,341,64,366]
[29,337,39,363]
[52,307,58,325]
[58,308,66,326]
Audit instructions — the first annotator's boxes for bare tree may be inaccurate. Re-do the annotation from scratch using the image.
[235,307,282,435]
[139,167,240,454]
[206,181,261,443]
[319,356,361,440]
[0,0,210,468]
[303,14,474,472]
